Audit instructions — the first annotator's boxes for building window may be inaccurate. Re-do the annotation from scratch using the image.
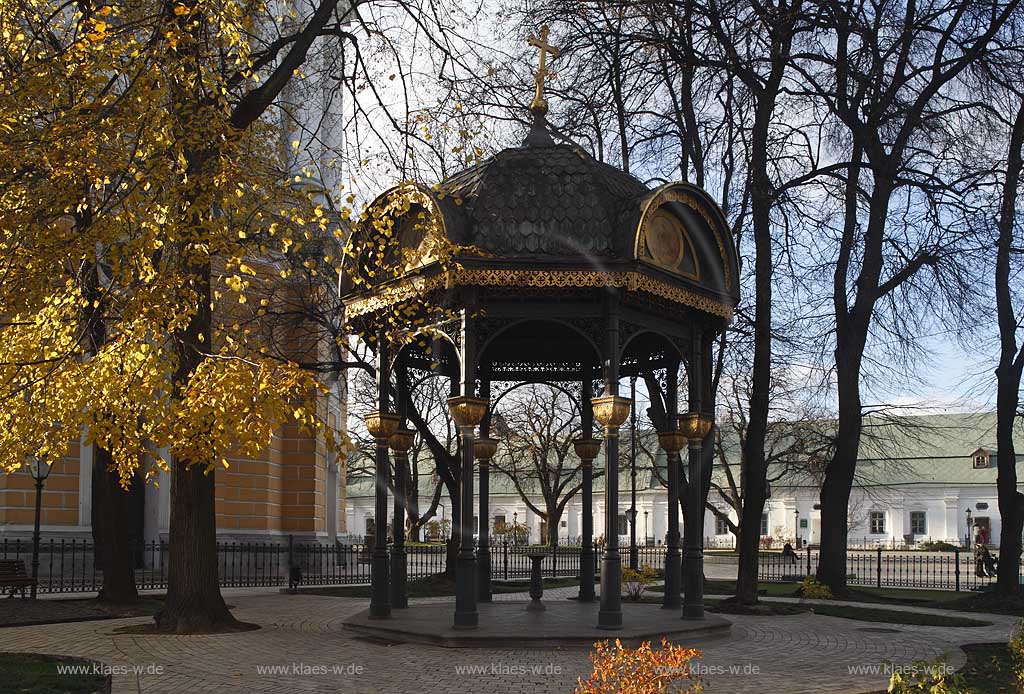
[760,513,769,536]
[910,511,926,535]
[869,511,885,535]
[973,450,991,469]
[715,516,729,536]
[617,514,628,535]
[365,517,375,534]
[493,514,506,529]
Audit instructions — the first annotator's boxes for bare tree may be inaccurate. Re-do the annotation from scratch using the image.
[489,383,590,547]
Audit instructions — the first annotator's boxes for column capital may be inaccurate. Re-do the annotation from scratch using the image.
[365,412,400,441]
[591,395,631,428]
[389,427,416,454]
[473,437,499,461]
[678,412,713,442]
[572,437,603,460]
[447,396,488,427]
[657,430,688,454]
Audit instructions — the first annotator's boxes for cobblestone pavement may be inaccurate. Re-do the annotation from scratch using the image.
[0,590,1016,694]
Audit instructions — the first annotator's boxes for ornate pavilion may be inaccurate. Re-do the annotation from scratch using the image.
[341,28,739,633]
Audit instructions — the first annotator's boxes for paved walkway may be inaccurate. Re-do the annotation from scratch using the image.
[0,590,1017,693]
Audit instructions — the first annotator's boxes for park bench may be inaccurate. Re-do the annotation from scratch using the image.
[0,559,35,598]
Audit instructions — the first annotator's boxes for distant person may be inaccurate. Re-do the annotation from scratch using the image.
[979,525,989,546]
[981,546,998,578]
[781,542,799,565]
[975,544,986,578]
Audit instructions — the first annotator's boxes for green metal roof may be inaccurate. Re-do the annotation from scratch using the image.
[346,412,1023,498]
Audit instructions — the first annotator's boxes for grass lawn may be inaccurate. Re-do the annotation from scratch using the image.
[806,604,992,627]
[0,597,163,629]
[296,574,578,599]
[0,653,107,694]
[638,589,990,625]
[957,643,1020,693]
[696,580,979,609]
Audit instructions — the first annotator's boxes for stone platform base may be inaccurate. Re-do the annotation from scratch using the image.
[342,600,731,648]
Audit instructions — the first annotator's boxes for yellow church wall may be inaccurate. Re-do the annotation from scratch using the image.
[0,440,82,527]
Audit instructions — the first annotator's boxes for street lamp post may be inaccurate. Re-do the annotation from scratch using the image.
[27,454,52,600]
[965,509,973,547]
[643,510,649,547]
[794,508,800,548]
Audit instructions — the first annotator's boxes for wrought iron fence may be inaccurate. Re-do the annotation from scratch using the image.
[757,546,1011,591]
[5,536,1015,595]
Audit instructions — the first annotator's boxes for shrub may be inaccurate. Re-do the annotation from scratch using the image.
[918,541,959,553]
[1009,620,1024,688]
[759,536,774,549]
[622,564,657,601]
[576,638,703,694]
[885,656,963,693]
[798,577,833,600]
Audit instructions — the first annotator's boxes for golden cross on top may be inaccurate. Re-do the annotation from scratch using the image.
[527,25,560,114]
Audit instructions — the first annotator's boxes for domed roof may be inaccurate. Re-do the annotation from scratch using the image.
[437,143,649,258]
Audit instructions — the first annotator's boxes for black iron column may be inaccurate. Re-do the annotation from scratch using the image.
[367,333,399,619]
[593,292,630,630]
[450,305,486,629]
[389,427,414,609]
[576,377,599,602]
[681,332,712,621]
[475,381,497,603]
[661,359,684,609]
[573,434,601,601]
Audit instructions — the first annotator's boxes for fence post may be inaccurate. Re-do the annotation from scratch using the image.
[287,535,295,593]
[954,548,961,592]
[876,546,882,589]
[503,540,508,581]
[806,546,812,577]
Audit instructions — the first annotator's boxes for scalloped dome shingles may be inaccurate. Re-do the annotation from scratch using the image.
[439,144,649,258]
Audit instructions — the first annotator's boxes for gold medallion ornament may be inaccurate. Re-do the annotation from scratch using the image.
[527,25,560,115]
[591,395,631,429]
[365,411,401,441]
[447,396,489,427]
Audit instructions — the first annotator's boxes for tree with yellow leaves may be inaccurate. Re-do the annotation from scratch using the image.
[0,0,365,631]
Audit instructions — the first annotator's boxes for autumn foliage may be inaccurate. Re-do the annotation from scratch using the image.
[575,638,703,694]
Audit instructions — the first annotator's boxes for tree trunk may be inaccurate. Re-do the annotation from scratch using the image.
[154,259,237,633]
[546,508,561,548]
[994,100,1024,596]
[155,461,236,632]
[92,446,139,603]
[816,346,863,596]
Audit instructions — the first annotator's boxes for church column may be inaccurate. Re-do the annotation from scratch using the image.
[450,304,487,629]
[681,331,713,621]
[476,379,498,603]
[574,378,601,603]
[660,357,685,609]
[366,332,399,619]
[593,293,630,630]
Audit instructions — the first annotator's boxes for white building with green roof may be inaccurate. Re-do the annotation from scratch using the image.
[345,412,1022,549]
